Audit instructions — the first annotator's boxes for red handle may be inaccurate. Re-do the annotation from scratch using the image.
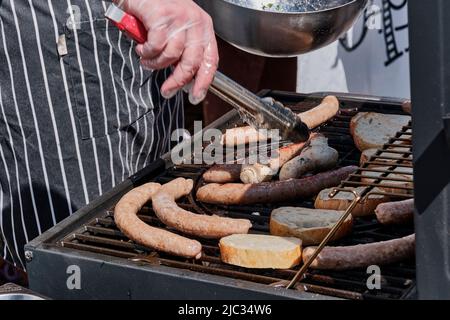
[111,12,147,44]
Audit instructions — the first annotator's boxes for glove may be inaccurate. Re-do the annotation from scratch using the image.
[121,0,219,105]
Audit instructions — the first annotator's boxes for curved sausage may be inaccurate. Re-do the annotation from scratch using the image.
[203,164,242,183]
[302,234,415,270]
[298,96,340,130]
[375,199,414,225]
[197,166,358,205]
[114,183,202,259]
[221,96,340,146]
[152,178,252,239]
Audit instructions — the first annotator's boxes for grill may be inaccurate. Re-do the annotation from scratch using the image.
[25,91,416,300]
[334,122,413,199]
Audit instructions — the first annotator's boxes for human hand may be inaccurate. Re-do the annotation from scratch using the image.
[121,0,219,105]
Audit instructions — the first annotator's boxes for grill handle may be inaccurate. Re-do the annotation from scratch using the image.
[443,114,450,146]
[129,158,167,187]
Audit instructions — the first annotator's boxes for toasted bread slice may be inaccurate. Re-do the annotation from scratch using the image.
[270,207,352,246]
[314,187,389,217]
[219,234,302,269]
[350,113,411,152]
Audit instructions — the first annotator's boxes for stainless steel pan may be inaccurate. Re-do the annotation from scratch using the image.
[195,0,368,57]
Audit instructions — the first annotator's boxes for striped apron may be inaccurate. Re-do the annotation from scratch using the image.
[0,0,184,270]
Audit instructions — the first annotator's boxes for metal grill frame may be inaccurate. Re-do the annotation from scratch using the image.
[25,91,416,300]
[288,121,414,287]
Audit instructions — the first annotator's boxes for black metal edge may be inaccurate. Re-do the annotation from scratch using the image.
[409,0,450,299]
[27,245,338,300]
[260,90,407,103]
[259,90,409,114]
[129,158,167,186]
[25,159,167,249]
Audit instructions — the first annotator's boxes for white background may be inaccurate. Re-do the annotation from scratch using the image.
[297,0,410,99]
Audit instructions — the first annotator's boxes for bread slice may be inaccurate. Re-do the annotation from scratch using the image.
[314,187,390,217]
[219,234,302,269]
[270,207,352,246]
[360,147,412,166]
[350,112,411,152]
[360,167,413,195]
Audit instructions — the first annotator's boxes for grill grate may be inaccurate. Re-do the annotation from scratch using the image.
[59,98,416,300]
[332,122,413,200]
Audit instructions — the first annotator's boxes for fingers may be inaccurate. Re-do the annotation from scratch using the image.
[135,24,169,60]
[160,44,204,99]
[123,0,219,103]
[140,30,186,70]
[159,17,207,100]
[190,35,219,104]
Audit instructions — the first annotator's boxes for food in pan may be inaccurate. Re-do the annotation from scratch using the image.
[196,166,358,205]
[240,136,314,184]
[152,178,252,239]
[203,164,242,183]
[270,207,353,246]
[350,112,411,152]
[114,183,202,259]
[279,134,338,180]
[375,199,414,225]
[302,234,415,270]
[314,187,390,217]
[219,234,302,269]
[221,96,340,146]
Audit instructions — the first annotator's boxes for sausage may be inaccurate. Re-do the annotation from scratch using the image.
[197,166,358,205]
[402,100,412,114]
[221,126,271,147]
[203,164,242,183]
[152,178,252,239]
[298,96,340,130]
[240,137,314,184]
[114,183,202,259]
[375,199,414,225]
[279,134,338,180]
[221,96,339,146]
[303,234,415,270]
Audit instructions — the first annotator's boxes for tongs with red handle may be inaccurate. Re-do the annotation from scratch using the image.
[105,3,310,143]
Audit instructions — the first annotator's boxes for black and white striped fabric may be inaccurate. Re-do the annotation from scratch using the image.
[0,0,184,269]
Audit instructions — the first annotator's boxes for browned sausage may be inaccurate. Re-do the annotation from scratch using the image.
[221,126,270,146]
[298,96,340,130]
[240,136,315,184]
[114,183,202,259]
[302,234,415,270]
[203,164,242,183]
[152,178,252,239]
[221,96,340,146]
[197,166,358,205]
[375,199,414,225]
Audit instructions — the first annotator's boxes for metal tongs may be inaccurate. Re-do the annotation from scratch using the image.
[105,3,310,143]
